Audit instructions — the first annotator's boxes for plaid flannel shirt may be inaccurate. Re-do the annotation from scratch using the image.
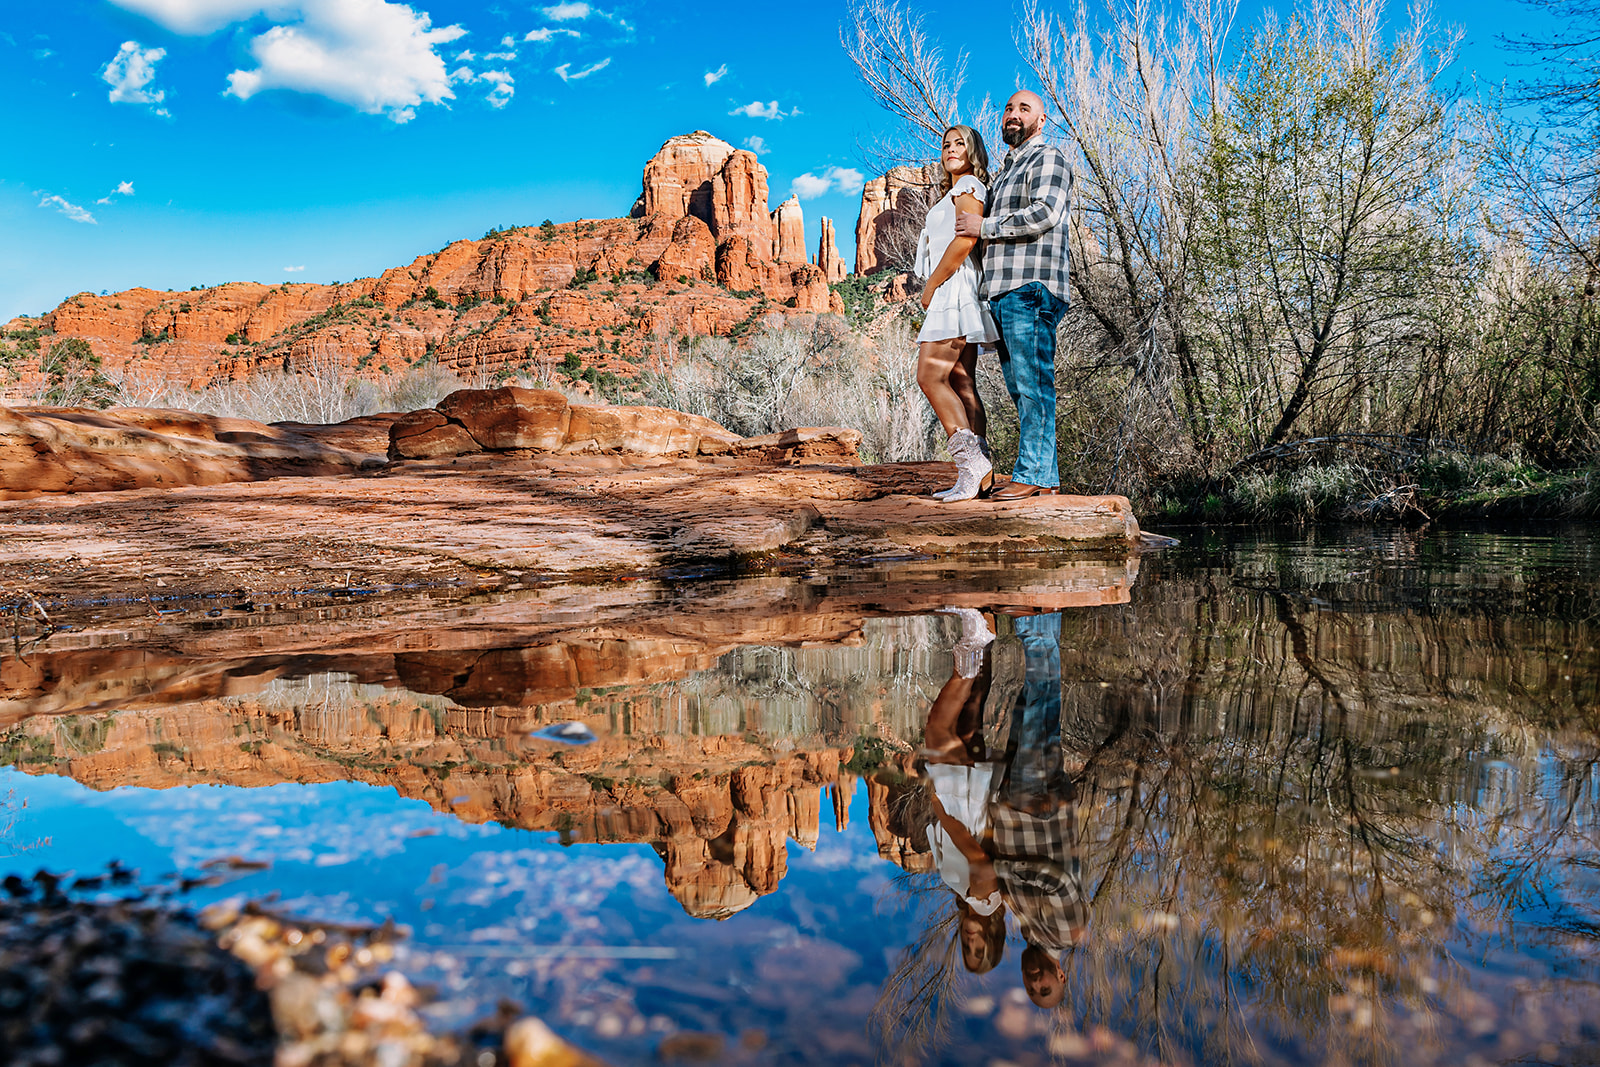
[979,135,1074,306]
[991,800,1087,955]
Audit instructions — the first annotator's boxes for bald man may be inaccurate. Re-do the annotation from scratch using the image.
[955,91,1074,499]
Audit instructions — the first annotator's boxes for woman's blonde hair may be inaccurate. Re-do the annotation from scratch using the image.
[936,125,990,198]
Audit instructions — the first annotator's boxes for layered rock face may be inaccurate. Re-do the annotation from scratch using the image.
[770,195,807,265]
[388,386,741,460]
[855,164,938,275]
[0,404,383,497]
[0,391,876,492]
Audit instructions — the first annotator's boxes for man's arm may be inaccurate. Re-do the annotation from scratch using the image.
[980,147,1072,241]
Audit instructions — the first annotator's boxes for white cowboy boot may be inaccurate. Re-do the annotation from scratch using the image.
[937,606,995,678]
[939,428,993,503]
[933,434,994,501]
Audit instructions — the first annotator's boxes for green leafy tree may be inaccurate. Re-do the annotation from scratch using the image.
[1194,4,1475,449]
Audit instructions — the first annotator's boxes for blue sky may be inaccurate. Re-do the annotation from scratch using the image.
[0,0,1555,321]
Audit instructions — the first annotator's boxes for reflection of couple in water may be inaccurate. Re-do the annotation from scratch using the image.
[882,606,1087,1015]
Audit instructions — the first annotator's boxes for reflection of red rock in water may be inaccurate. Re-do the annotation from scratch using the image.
[653,752,839,919]
[0,698,857,920]
[866,774,935,873]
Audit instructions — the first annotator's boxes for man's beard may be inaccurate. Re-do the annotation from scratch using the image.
[1002,120,1029,146]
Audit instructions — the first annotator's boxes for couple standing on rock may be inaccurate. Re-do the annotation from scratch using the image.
[914,90,1072,502]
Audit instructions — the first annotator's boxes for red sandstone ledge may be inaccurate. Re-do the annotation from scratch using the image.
[0,390,1144,597]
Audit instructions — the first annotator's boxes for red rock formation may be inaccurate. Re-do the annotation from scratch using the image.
[855,164,938,276]
[714,235,762,293]
[631,130,739,222]
[650,216,717,283]
[770,195,807,265]
[816,217,847,284]
[705,149,774,248]
[438,386,571,450]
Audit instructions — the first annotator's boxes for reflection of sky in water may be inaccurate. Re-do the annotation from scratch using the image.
[2,769,1010,1064]
[4,528,1600,1065]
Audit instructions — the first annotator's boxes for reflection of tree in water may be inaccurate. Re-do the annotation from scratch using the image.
[870,869,968,1062]
[672,614,951,741]
[874,569,1600,1066]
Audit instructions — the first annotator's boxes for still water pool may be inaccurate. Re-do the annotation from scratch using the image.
[3,526,1599,1066]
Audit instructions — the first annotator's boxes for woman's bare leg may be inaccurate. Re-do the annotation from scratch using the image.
[917,338,972,437]
[949,343,986,438]
[924,670,977,763]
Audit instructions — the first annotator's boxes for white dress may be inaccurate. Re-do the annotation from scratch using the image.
[925,762,1003,915]
[915,174,1000,345]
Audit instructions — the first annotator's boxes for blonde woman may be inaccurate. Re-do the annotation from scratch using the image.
[916,125,999,501]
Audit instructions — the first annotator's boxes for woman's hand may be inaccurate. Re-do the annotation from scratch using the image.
[920,280,936,310]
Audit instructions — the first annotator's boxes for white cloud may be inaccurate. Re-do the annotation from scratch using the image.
[523,27,579,42]
[39,194,97,224]
[553,57,609,81]
[500,35,515,47]
[482,51,517,61]
[284,264,305,271]
[451,66,514,108]
[791,165,866,200]
[102,41,167,107]
[729,99,786,120]
[742,135,769,155]
[790,173,832,199]
[479,70,513,107]
[454,49,477,61]
[539,2,630,32]
[96,181,136,205]
[223,0,467,124]
[704,63,726,88]
[109,1,297,35]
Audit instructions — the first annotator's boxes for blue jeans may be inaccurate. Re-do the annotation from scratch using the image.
[998,612,1066,808]
[990,283,1068,488]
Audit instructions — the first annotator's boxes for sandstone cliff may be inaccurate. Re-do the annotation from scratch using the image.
[854,164,938,276]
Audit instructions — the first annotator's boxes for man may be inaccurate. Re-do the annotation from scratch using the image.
[987,611,1088,1008]
[955,90,1074,499]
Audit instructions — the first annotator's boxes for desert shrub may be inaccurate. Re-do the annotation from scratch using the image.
[644,314,940,462]
[381,364,467,412]
[164,353,380,424]
[39,338,117,408]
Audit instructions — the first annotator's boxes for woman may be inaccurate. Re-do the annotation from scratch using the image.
[916,125,999,501]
